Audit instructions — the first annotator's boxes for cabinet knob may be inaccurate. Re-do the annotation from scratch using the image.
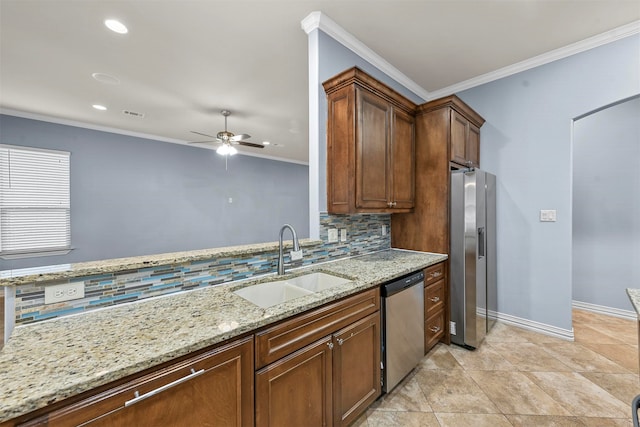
[336,338,344,346]
[429,296,440,303]
[327,342,334,350]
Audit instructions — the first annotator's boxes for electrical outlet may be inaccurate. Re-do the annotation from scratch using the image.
[540,209,557,222]
[450,321,457,336]
[328,228,338,243]
[45,282,85,304]
[381,225,387,236]
[340,229,347,242]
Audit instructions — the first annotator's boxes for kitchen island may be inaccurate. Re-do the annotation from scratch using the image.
[0,248,446,424]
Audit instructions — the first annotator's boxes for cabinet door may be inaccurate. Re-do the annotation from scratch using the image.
[332,312,381,427]
[467,122,480,168]
[356,87,391,209]
[391,108,415,209]
[450,110,468,166]
[255,337,333,427]
[40,337,254,427]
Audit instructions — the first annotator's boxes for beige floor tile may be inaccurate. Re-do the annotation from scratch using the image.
[435,412,513,427]
[574,324,631,345]
[415,368,500,414]
[483,322,531,343]
[581,343,639,373]
[506,414,585,426]
[578,417,633,426]
[365,410,440,427]
[418,344,463,370]
[350,410,369,427]
[526,371,629,418]
[543,341,630,373]
[488,342,573,372]
[371,376,432,412]
[448,342,515,371]
[468,370,572,416]
[579,372,640,407]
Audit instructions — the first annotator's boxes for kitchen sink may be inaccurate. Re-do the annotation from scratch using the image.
[232,272,352,308]
[284,272,351,292]
[233,280,314,309]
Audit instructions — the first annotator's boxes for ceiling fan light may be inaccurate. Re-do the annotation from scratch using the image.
[216,144,230,155]
[228,146,238,156]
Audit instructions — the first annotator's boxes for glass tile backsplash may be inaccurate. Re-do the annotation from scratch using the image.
[11,213,391,325]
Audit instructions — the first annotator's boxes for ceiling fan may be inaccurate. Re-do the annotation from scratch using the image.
[190,110,265,156]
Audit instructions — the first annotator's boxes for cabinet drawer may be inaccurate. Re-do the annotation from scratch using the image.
[425,279,445,317]
[424,263,445,285]
[425,311,445,352]
[255,288,380,369]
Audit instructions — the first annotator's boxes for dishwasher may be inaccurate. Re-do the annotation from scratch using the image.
[381,270,425,393]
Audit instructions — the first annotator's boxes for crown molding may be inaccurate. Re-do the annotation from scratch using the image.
[304,13,639,102]
[427,20,640,100]
[0,108,309,165]
[301,11,430,101]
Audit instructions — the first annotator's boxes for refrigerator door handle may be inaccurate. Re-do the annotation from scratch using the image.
[478,227,485,259]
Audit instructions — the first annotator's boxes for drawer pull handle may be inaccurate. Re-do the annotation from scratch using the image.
[429,326,441,333]
[124,368,205,407]
[430,272,441,278]
[429,296,440,303]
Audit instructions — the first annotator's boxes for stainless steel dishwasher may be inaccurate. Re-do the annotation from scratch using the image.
[381,271,425,393]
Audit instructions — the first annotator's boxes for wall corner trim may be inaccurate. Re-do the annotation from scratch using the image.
[300,11,430,101]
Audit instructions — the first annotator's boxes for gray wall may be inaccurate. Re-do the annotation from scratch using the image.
[316,30,425,211]
[0,115,309,270]
[572,96,640,310]
[458,35,640,330]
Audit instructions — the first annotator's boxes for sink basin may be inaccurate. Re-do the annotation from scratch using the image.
[285,272,351,292]
[232,273,351,308]
[233,280,314,308]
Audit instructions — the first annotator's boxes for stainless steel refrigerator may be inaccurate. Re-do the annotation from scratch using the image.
[450,169,497,349]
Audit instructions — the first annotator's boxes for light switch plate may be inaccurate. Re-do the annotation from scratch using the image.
[540,210,557,222]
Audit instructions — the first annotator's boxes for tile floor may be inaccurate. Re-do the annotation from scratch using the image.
[353,309,639,426]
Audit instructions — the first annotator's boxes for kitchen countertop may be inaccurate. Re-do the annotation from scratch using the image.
[626,288,640,318]
[0,249,447,423]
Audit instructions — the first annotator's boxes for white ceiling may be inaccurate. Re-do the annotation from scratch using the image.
[1,1,639,164]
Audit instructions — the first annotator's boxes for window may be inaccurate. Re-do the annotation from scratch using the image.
[0,144,71,258]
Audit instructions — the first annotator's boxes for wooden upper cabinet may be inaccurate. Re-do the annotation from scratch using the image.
[324,67,417,214]
[447,101,483,168]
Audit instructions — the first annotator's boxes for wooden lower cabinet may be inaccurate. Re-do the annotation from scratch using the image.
[332,312,381,427]
[255,290,381,427]
[18,336,254,427]
[424,263,447,353]
[255,337,333,427]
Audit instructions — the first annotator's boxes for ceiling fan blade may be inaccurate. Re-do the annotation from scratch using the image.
[190,130,217,139]
[238,141,265,149]
[230,133,251,142]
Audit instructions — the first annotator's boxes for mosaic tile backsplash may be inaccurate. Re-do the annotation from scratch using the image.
[11,214,391,325]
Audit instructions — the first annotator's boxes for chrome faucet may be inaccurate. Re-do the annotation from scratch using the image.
[278,224,302,275]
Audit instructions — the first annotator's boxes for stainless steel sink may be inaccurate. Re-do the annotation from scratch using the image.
[232,272,351,308]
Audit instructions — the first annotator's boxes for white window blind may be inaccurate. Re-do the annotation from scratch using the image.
[0,144,71,257]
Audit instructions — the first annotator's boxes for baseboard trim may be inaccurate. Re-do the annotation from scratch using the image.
[572,300,636,321]
[490,310,575,341]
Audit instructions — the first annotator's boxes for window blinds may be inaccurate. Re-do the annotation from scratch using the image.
[0,145,71,256]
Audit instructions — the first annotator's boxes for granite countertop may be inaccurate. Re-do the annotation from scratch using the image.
[0,239,322,286]
[0,249,447,423]
[626,288,640,318]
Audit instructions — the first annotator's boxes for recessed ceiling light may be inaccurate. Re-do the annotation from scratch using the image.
[92,72,120,85]
[104,19,128,34]
[262,141,271,145]
[92,104,107,111]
